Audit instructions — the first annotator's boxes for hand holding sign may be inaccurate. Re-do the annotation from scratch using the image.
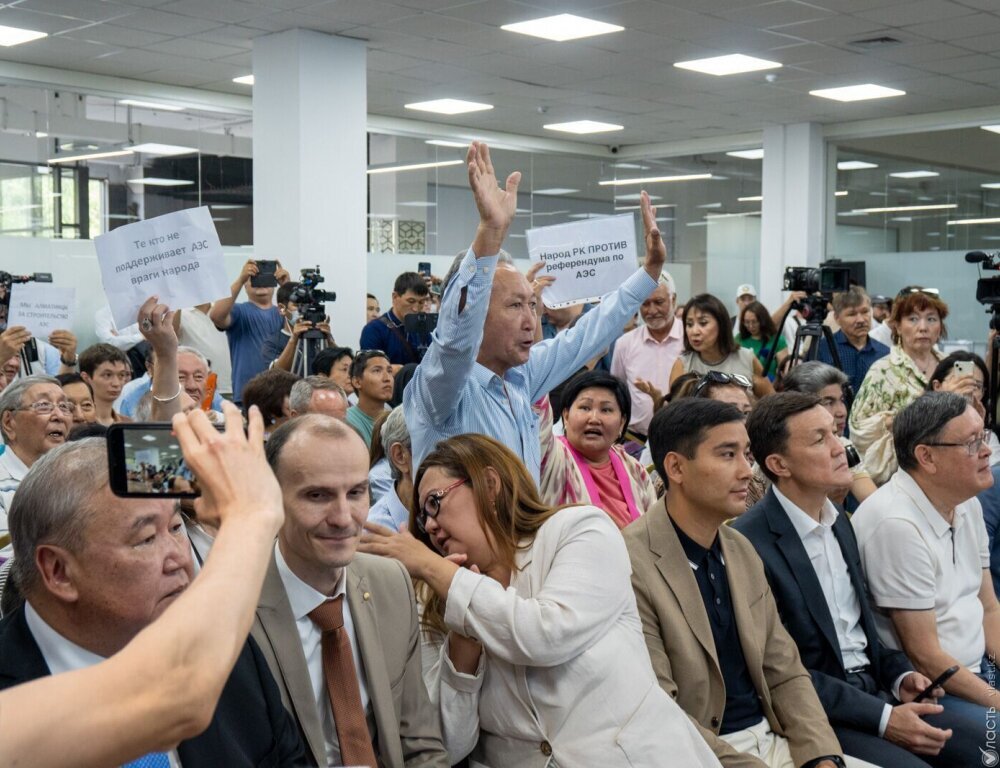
[527,213,638,308]
[7,283,76,340]
[95,207,229,330]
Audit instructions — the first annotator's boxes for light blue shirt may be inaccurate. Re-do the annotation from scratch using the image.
[404,248,657,481]
[368,457,393,506]
[367,484,410,532]
[117,374,225,418]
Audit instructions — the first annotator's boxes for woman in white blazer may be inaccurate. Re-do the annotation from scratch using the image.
[360,433,720,768]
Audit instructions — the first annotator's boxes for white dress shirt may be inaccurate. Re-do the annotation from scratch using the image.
[0,446,30,557]
[24,601,183,767]
[274,542,370,767]
[774,487,899,738]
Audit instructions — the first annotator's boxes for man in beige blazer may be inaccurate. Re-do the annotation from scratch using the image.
[624,399,861,768]
[251,413,449,768]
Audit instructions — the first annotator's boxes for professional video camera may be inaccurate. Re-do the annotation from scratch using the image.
[288,266,336,325]
[782,266,851,296]
[965,251,1000,433]
[966,251,1000,308]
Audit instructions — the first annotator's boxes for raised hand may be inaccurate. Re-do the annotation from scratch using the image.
[137,296,177,357]
[468,141,521,258]
[0,325,31,363]
[640,190,666,280]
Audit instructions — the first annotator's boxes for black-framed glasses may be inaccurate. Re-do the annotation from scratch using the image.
[693,371,752,397]
[417,478,466,533]
[925,432,988,457]
[16,400,74,416]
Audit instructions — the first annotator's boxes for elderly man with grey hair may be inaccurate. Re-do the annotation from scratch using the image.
[0,375,72,542]
[366,406,412,532]
[0,437,305,766]
[854,391,1000,719]
[288,375,348,421]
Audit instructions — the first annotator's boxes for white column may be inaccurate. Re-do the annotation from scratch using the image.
[253,29,367,349]
[758,122,828,310]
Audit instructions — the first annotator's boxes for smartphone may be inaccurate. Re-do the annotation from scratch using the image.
[250,259,278,288]
[107,422,220,498]
[953,360,974,378]
[417,261,431,278]
[913,665,960,702]
[404,312,438,336]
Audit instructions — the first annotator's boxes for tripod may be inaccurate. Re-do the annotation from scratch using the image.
[762,293,852,407]
[292,328,329,378]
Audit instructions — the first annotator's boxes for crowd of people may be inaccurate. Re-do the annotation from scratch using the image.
[0,140,997,768]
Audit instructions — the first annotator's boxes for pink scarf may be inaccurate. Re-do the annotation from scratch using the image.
[558,436,640,526]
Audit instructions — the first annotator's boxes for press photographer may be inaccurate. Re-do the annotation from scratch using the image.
[360,270,434,368]
[266,266,337,377]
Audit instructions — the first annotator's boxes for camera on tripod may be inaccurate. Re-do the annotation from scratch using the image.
[288,266,336,325]
[966,251,1000,307]
[782,266,851,296]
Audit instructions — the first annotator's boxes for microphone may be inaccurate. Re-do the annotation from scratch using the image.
[967,251,989,263]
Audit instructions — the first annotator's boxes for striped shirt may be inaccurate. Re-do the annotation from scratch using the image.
[405,248,657,482]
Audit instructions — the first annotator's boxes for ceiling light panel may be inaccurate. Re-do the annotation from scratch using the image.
[49,149,134,164]
[0,24,47,47]
[809,84,905,102]
[366,159,464,175]
[405,99,493,115]
[599,173,711,186]
[425,139,468,148]
[130,143,198,156]
[852,204,957,213]
[727,149,764,160]
[947,217,1000,225]
[674,54,781,76]
[127,178,195,186]
[543,120,624,134]
[889,170,939,179]
[501,14,624,42]
[532,188,579,195]
[233,75,254,85]
[838,161,878,170]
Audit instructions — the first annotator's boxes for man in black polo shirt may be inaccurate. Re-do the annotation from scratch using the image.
[625,398,852,768]
[359,272,431,367]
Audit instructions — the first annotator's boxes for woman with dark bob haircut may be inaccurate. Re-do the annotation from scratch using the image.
[926,350,1000,464]
[737,300,787,379]
[536,370,656,527]
[669,293,773,398]
[359,433,719,768]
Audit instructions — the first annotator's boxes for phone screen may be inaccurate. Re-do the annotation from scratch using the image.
[418,261,431,277]
[250,260,278,288]
[107,423,214,498]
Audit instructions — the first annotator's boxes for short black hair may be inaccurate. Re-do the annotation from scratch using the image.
[393,272,429,297]
[649,398,744,488]
[350,349,389,381]
[366,293,378,302]
[241,368,299,425]
[79,343,130,377]
[926,351,987,402]
[559,370,632,439]
[276,281,300,306]
[68,423,107,441]
[894,391,970,472]
[56,372,93,397]
[745,392,822,482]
[312,346,353,377]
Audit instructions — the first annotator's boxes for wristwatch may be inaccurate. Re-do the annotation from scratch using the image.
[60,354,78,366]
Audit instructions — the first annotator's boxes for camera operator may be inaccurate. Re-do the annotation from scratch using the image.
[360,271,432,368]
[815,287,890,398]
[264,281,335,375]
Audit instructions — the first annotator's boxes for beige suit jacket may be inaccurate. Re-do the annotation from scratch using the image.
[623,499,842,768]
[251,550,448,768]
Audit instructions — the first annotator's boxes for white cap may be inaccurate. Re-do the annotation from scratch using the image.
[736,284,757,299]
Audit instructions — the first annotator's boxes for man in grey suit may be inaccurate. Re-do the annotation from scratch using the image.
[252,413,449,767]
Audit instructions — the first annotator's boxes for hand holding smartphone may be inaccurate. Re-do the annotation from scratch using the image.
[250,260,278,288]
[912,665,960,702]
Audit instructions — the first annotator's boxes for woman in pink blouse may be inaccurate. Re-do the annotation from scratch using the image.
[537,370,656,527]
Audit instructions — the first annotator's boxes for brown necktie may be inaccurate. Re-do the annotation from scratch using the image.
[308,595,377,768]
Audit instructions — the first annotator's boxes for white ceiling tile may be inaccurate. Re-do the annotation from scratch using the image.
[109,8,224,35]
[904,12,1000,40]
[852,0,978,25]
[722,0,834,29]
[143,36,246,60]
[157,0,270,24]
[0,6,92,33]
[58,22,172,47]
[15,0,134,23]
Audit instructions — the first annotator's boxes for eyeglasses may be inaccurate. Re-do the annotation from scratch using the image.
[16,400,74,416]
[693,371,752,397]
[925,432,988,457]
[898,286,940,298]
[416,478,466,533]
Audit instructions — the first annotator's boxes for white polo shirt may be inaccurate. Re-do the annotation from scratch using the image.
[852,469,990,672]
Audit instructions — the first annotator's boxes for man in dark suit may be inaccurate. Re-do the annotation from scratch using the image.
[734,392,983,768]
[253,414,448,768]
[0,437,303,767]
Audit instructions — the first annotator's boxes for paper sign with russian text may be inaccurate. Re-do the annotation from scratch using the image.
[7,283,76,337]
[527,213,638,308]
[94,206,229,329]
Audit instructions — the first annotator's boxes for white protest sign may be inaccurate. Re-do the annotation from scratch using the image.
[94,206,229,330]
[7,283,76,337]
[527,213,638,308]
